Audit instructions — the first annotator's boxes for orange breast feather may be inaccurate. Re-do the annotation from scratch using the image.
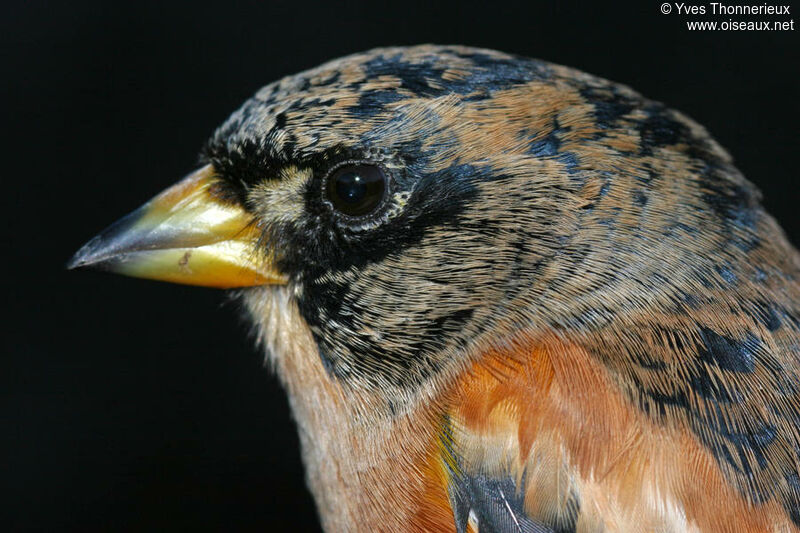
[437,335,796,532]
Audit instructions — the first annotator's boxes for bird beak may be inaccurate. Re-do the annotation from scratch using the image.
[68,164,287,288]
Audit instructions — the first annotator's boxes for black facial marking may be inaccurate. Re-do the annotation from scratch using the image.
[203,136,286,192]
[287,162,486,387]
[289,158,478,273]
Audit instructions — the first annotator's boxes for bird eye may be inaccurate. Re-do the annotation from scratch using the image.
[325,163,388,217]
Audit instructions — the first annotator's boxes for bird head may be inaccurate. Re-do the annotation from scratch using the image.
[69,45,796,418]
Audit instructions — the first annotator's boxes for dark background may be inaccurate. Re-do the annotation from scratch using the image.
[5,0,797,530]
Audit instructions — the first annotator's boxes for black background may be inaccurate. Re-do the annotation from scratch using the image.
[5,0,798,530]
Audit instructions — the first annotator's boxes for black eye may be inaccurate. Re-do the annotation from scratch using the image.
[325,163,388,217]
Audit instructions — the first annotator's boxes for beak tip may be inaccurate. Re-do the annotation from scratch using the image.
[66,253,88,270]
[67,235,109,270]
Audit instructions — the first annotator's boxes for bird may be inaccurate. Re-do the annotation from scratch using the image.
[69,45,800,532]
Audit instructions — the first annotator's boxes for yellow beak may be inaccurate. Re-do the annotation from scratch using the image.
[68,165,287,289]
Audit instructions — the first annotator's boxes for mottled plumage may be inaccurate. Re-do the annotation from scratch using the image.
[71,45,800,532]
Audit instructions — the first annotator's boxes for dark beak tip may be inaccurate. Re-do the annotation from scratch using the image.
[66,235,108,270]
[65,255,81,270]
[66,252,88,270]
